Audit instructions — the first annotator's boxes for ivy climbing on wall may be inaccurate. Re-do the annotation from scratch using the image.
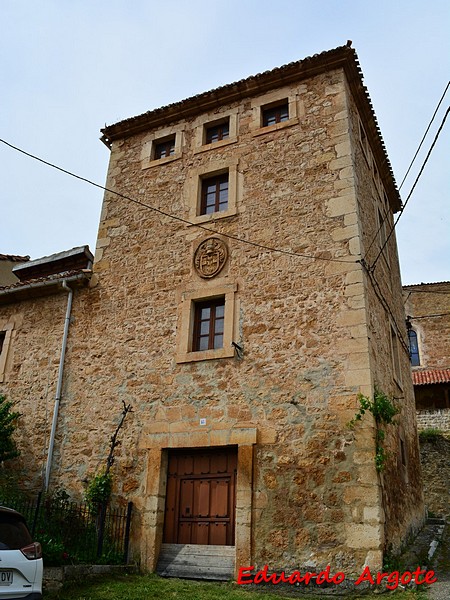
[348,388,399,472]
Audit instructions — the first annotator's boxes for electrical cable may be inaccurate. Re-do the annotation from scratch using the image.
[0,137,357,265]
[407,313,450,320]
[360,261,410,355]
[398,81,449,191]
[402,287,450,294]
[363,84,449,263]
[369,106,450,273]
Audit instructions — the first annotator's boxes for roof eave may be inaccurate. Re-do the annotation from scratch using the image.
[0,271,92,305]
[100,44,401,213]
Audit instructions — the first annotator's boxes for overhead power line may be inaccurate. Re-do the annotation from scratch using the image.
[408,313,450,320]
[363,83,450,263]
[369,106,450,272]
[398,81,450,191]
[403,287,450,295]
[0,137,356,265]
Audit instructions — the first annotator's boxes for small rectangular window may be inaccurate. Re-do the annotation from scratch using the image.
[262,101,289,127]
[200,173,229,215]
[0,332,5,355]
[205,120,230,144]
[193,298,225,351]
[154,136,175,159]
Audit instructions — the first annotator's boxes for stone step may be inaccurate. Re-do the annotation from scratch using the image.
[157,543,235,581]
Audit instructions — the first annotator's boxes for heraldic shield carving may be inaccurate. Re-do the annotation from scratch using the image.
[194,237,228,278]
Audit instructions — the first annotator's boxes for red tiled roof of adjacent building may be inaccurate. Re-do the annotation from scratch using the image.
[413,369,450,386]
[0,269,90,292]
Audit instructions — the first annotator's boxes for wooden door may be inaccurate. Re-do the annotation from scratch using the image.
[163,447,237,545]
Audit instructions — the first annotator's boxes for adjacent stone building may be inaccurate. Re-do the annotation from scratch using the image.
[0,254,29,286]
[404,281,450,430]
[1,45,424,578]
[0,247,93,486]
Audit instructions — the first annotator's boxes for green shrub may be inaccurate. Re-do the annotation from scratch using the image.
[419,428,442,443]
[0,394,21,463]
[85,471,112,509]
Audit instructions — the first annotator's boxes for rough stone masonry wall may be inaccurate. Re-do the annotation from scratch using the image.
[53,68,386,575]
[403,282,450,369]
[416,409,450,431]
[0,292,71,492]
[419,433,450,519]
[346,84,424,554]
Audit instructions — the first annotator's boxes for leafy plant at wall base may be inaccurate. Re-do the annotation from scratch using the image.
[85,471,112,510]
[38,532,70,566]
[84,401,132,510]
[0,394,21,463]
[348,388,399,472]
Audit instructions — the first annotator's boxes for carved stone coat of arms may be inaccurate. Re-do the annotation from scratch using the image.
[194,237,228,278]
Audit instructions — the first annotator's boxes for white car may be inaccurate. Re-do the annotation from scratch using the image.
[0,506,43,600]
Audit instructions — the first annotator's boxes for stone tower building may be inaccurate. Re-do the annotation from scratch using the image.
[0,45,423,578]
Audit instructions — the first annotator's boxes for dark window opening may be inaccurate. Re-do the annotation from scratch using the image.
[0,332,5,355]
[154,137,175,159]
[407,329,420,366]
[391,327,401,383]
[400,439,407,467]
[193,298,225,351]
[205,121,230,144]
[200,174,229,215]
[262,102,289,127]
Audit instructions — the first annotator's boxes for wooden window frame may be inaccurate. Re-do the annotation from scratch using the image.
[192,298,225,352]
[262,101,289,127]
[205,120,230,144]
[200,173,229,215]
[154,136,175,160]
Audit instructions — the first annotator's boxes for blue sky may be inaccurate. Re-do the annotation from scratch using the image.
[1,0,448,285]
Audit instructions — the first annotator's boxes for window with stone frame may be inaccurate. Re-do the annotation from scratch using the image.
[192,298,225,351]
[200,173,229,215]
[407,328,420,366]
[205,119,230,144]
[0,327,13,384]
[262,100,289,127]
[176,282,237,363]
[141,126,184,169]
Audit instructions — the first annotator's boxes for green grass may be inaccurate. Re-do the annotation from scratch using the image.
[47,573,430,600]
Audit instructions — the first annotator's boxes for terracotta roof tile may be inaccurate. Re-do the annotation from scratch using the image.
[0,269,89,292]
[0,254,30,262]
[413,369,450,385]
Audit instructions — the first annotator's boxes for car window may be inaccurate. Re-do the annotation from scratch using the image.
[0,513,32,550]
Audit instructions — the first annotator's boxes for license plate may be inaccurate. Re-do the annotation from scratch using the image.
[0,570,13,585]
